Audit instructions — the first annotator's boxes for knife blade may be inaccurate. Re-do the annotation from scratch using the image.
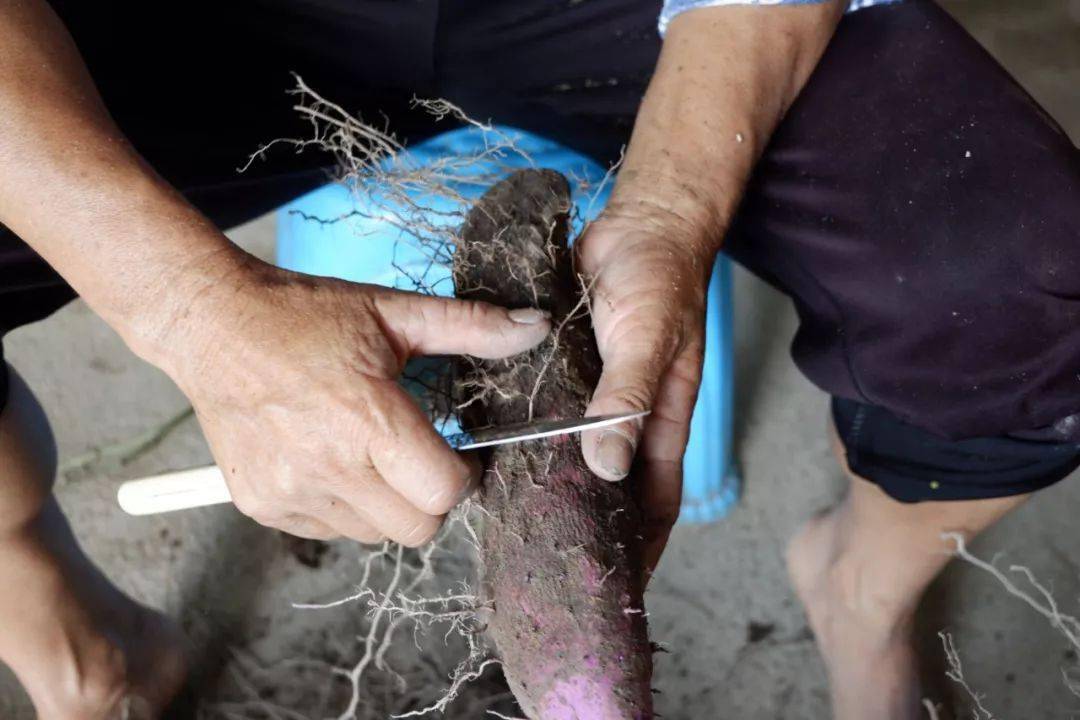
[448,410,651,450]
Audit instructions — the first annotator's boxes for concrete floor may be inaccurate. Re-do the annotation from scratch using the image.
[2,2,1079,718]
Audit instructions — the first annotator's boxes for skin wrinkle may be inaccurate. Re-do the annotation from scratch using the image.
[604,189,722,252]
[161,253,266,382]
[372,291,426,362]
[640,363,701,453]
[311,494,384,542]
[280,515,338,541]
[336,477,436,545]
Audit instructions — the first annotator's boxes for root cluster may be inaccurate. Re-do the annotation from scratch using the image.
[214,78,617,720]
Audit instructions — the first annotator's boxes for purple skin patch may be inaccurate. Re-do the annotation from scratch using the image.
[541,675,624,720]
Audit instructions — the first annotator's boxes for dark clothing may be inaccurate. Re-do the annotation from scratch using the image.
[726,2,1080,445]
[0,0,661,340]
[2,0,1079,501]
[832,397,1080,502]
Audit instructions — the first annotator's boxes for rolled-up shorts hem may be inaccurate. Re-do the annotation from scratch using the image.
[832,397,1080,503]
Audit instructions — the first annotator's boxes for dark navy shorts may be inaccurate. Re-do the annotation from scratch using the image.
[832,397,1080,502]
[2,0,1079,502]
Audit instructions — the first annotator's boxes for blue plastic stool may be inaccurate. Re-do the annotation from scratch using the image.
[276,126,739,523]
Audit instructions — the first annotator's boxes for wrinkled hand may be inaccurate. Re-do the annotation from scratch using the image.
[578,209,715,578]
[162,261,550,545]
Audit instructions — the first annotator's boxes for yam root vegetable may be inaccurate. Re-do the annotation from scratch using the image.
[454,169,654,720]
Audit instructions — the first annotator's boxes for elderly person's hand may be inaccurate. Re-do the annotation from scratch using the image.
[578,205,713,577]
[0,0,551,549]
[579,1,847,579]
[162,259,550,545]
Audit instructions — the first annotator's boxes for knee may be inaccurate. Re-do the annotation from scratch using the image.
[0,365,57,531]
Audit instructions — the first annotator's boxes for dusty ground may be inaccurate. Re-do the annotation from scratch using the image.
[2,1,1079,718]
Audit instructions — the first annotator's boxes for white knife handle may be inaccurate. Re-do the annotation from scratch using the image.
[117,465,231,516]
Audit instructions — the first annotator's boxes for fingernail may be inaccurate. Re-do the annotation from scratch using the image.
[508,307,551,325]
[457,454,483,504]
[457,472,481,504]
[428,486,451,510]
[426,474,478,512]
[404,519,438,547]
[596,429,635,481]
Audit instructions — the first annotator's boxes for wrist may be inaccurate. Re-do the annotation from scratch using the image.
[604,168,730,260]
[587,199,719,293]
[604,1,845,264]
[117,239,255,375]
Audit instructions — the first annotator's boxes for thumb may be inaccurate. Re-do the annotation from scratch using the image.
[582,346,667,481]
[374,289,551,359]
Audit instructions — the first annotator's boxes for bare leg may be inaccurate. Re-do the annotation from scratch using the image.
[0,365,187,719]
[786,421,1026,720]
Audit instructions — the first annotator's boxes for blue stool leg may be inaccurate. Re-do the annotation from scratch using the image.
[679,255,740,524]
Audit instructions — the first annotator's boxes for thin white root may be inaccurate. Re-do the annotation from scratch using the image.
[938,630,995,719]
[938,531,1080,718]
[943,532,1080,653]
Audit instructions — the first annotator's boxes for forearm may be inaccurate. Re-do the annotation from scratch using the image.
[0,0,243,364]
[608,1,845,255]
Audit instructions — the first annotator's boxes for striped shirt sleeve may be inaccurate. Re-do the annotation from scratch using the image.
[659,0,899,35]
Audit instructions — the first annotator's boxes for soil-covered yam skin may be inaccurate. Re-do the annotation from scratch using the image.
[455,169,653,719]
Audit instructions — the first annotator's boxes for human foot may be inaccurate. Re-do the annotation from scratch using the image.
[0,504,188,719]
[786,510,925,720]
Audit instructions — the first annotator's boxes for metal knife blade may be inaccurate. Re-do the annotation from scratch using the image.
[446,410,650,451]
